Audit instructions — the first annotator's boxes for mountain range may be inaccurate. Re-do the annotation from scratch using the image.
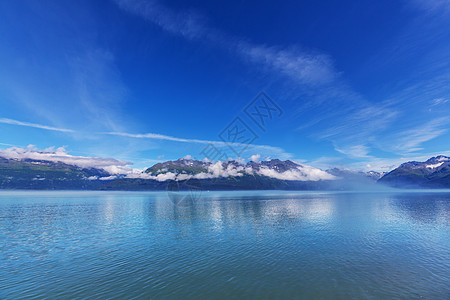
[0,156,110,189]
[0,153,449,190]
[379,155,450,188]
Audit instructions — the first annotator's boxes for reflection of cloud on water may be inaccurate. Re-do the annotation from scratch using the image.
[96,191,449,236]
[102,195,117,225]
[209,200,225,232]
[254,196,335,226]
[149,193,337,231]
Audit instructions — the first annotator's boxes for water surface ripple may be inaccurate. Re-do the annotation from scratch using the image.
[0,191,449,298]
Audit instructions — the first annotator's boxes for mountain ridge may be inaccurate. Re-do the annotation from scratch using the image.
[0,152,449,190]
[378,155,450,188]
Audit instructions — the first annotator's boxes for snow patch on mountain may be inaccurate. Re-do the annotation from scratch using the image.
[426,162,444,169]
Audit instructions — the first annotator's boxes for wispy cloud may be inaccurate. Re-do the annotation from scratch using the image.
[105,131,214,144]
[114,0,337,87]
[0,142,17,147]
[118,0,449,163]
[432,97,448,106]
[114,0,402,166]
[335,145,371,158]
[104,131,291,158]
[412,0,450,14]
[69,49,127,132]
[0,115,291,159]
[319,104,398,142]
[237,43,336,86]
[393,117,449,153]
[0,118,74,133]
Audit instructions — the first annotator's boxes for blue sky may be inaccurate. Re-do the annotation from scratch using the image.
[0,0,449,171]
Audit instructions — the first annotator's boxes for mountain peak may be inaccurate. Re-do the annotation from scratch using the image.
[426,155,449,163]
[379,155,450,188]
[142,158,334,182]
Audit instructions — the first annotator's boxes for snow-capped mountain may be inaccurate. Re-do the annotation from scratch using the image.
[0,156,111,189]
[143,158,336,182]
[378,155,450,188]
[1,147,448,190]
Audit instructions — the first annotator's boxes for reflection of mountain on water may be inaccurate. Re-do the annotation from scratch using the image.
[390,193,450,224]
[147,193,341,228]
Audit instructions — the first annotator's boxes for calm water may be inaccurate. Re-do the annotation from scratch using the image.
[0,190,449,299]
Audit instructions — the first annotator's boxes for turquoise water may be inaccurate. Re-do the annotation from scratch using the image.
[0,190,449,299]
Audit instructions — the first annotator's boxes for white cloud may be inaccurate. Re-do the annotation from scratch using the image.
[234,157,246,164]
[249,154,260,162]
[99,175,119,181]
[154,172,177,181]
[257,164,336,181]
[0,118,74,133]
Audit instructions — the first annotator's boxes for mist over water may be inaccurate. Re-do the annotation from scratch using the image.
[0,191,449,298]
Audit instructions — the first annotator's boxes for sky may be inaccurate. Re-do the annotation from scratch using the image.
[0,0,450,172]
